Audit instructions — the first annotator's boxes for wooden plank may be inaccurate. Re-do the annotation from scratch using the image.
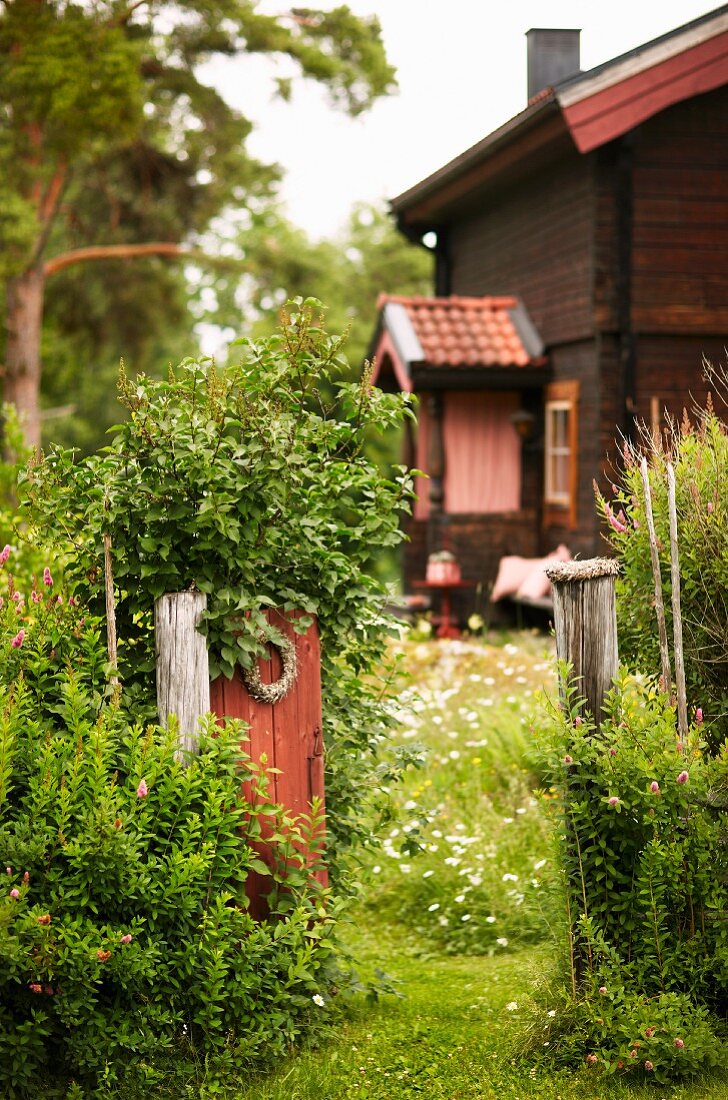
[155,591,210,759]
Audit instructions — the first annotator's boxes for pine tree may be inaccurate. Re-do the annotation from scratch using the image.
[0,0,395,446]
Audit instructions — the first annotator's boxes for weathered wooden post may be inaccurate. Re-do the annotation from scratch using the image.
[155,591,210,758]
[545,558,619,728]
[545,557,619,988]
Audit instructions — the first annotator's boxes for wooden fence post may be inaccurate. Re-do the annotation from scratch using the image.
[545,558,619,728]
[155,591,210,758]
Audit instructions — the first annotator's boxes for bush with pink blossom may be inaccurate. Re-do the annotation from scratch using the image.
[535,669,728,1080]
[0,593,344,1096]
[597,393,728,745]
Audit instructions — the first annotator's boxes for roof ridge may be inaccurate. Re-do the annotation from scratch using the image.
[379,293,518,310]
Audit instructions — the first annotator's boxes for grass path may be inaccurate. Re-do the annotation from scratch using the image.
[237,920,728,1100]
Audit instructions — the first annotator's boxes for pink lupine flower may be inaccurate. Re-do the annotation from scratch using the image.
[563,755,573,765]
[43,567,53,587]
[9,889,19,899]
[0,545,10,565]
[120,933,132,945]
[695,707,703,725]
[608,796,621,807]
[136,779,148,799]
[674,1038,685,1049]
[605,504,627,534]
[11,630,24,649]
[677,771,689,784]
[644,1061,654,1071]
[12,591,23,605]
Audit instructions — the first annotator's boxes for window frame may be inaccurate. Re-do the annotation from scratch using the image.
[543,380,579,528]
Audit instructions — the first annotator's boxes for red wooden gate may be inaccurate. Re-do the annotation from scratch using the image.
[209,610,327,919]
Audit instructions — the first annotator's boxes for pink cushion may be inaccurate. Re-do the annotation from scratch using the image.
[491,556,533,602]
[515,545,571,600]
[516,562,552,600]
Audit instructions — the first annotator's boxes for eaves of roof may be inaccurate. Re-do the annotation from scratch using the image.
[392,98,569,229]
[392,4,728,230]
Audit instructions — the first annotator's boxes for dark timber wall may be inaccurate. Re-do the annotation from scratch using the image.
[401,83,728,608]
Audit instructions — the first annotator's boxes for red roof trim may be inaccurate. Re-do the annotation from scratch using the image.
[562,30,728,153]
[370,328,412,393]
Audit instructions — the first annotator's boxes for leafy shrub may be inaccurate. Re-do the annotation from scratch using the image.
[0,568,344,1095]
[22,301,417,884]
[535,670,728,1080]
[598,400,728,741]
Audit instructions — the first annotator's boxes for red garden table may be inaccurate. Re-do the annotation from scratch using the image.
[412,579,477,638]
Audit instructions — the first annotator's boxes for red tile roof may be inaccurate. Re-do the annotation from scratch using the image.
[376,294,542,368]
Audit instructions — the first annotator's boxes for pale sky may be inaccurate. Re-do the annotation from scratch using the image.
[201,0,719,239]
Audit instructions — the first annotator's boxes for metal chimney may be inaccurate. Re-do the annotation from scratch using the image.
[526,29,581,101]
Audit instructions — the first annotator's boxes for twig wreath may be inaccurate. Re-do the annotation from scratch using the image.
[241,632,298,704]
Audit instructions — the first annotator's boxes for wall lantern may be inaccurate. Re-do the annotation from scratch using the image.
[509,408,537,441]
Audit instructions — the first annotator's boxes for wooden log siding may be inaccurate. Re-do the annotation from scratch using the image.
[209,610,327,920]
[545,558,619,729]
[155,591,210,758]
[448,156,595,348]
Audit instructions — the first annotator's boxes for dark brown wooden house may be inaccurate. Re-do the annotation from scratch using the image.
[371,6,728,612]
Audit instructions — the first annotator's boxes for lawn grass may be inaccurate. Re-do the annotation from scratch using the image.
[236,919,728,1100]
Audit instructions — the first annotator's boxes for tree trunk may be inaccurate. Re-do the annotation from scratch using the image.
[3,266,45,450]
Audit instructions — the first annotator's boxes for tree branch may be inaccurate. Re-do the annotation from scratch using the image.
[39,161,68,225]
[109,0,149,27]
[44,242,188,277]
[29,160,70,268]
